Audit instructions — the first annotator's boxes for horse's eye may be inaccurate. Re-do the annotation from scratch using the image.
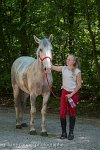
[40,49,43,52]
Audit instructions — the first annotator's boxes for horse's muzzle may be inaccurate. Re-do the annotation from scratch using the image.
[44,67,52,73]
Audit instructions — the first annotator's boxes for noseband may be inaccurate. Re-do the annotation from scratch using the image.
[39,56,52,62]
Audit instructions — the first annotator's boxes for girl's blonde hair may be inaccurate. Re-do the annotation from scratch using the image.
[69,54,81,69]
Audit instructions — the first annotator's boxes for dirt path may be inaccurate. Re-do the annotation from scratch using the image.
[0,108,100,150]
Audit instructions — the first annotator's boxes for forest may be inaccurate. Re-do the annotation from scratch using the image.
[0,0,100,116]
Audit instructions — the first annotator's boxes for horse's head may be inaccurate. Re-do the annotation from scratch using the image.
[34,35,53,72]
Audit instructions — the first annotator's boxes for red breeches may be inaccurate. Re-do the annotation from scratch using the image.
[60,89,79,119]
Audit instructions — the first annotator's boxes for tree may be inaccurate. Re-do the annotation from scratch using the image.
[84,0,100,79]
[20,0,29,55]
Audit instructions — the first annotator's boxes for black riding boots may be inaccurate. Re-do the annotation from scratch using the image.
[68,116,76,140]
[60,118,67,139]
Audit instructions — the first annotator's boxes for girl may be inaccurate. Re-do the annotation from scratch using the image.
[52,54,82,140]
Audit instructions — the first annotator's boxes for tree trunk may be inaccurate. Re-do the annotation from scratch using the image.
[67,0,75,54]
[20,0,29,56]
[95,0,100,28]
[0,0,7,56]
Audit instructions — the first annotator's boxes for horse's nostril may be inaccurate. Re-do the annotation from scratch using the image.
[45,67,46,71]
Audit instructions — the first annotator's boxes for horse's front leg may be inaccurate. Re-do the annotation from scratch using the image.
[30,94,37,135]
[41,93,50,136]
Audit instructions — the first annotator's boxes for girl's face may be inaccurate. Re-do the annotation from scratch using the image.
[66,55,75,66]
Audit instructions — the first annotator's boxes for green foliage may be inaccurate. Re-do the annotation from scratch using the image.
[0,0,100,102]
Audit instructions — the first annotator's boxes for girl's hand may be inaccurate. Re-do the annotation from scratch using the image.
[65,93,72,99]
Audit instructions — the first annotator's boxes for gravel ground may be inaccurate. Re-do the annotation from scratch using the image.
[0,108,100,150]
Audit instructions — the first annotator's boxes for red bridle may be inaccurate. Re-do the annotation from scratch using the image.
[39,56,52,62]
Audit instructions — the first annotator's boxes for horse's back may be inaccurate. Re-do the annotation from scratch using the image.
[12,56,35,67]
[12,56,35,72]
[11,56,36,84]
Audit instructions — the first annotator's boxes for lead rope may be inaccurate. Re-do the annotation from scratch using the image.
[45,72,60,100]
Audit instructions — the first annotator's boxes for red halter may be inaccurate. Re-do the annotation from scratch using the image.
[39,56,52,62]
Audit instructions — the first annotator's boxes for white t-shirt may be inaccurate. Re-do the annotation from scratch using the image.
[61,66,81,91]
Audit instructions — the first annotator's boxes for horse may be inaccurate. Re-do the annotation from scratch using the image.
[11,35,53,136]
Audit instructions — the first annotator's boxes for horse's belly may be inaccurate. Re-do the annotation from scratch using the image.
[15,74,29,94]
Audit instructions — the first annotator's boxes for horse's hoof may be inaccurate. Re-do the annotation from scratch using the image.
[21,123,28,127]
[40,132,48,137]
[30,130,37,135]
[16,125,22,129]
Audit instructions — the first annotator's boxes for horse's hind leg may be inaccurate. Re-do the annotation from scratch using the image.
[20,92,29,128]
[13,84,27,129]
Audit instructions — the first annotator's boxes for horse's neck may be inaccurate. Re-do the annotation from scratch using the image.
[30,59,44,74]
[37,59,44,70]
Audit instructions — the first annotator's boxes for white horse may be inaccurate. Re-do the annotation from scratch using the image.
[11,35,53,136]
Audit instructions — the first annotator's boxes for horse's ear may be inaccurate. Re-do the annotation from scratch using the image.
[34,35,41,44]
[49,34,53,42]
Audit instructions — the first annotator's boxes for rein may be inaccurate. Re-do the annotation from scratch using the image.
[39,55,60,99]
[45,72,60,100]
